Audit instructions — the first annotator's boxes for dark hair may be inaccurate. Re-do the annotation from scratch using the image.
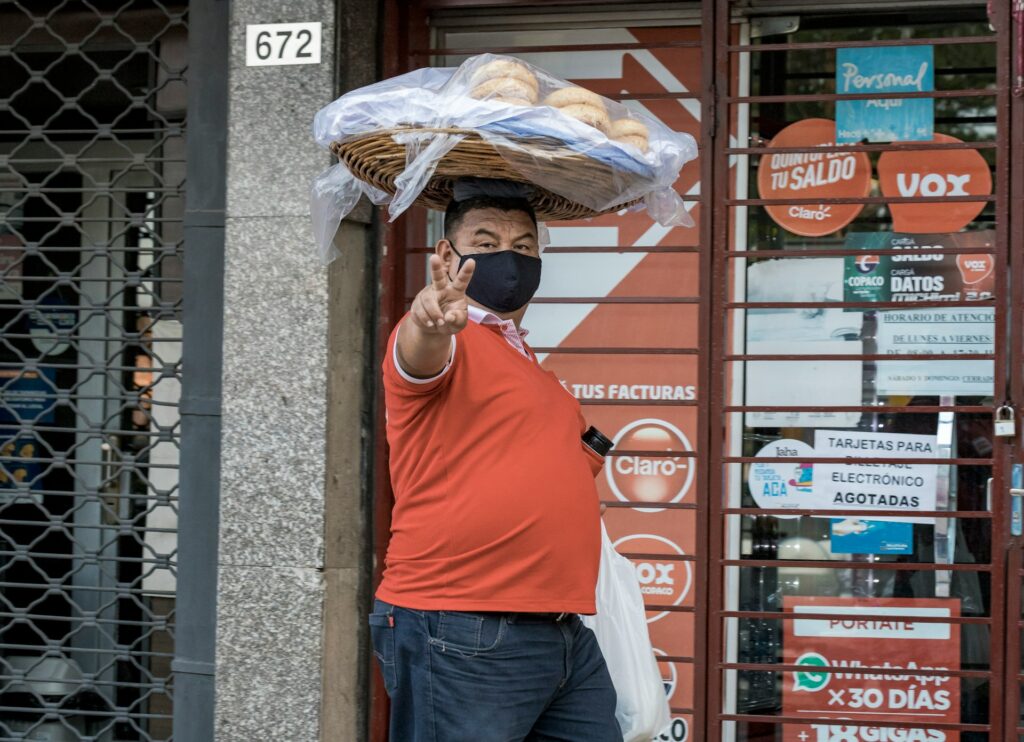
[443,196,537,241]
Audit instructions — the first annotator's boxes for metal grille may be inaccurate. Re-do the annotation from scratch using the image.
[0,2,187,740]
[377,5,712,740]
[706,3,1011,741]
[382,2,1023,741]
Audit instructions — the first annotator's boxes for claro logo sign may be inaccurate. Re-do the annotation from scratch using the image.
[878,132,991,233]
[613,533,693,623]
[607,418,694,508]
[756,118,872,238]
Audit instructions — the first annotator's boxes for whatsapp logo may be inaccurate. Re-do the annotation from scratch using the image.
[792,652,830,692]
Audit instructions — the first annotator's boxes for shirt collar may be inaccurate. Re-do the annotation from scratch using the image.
[467,304,529,339]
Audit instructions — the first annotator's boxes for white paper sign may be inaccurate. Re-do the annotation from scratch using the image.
[245,22,321,67]
[813,430,938,524]
[745,340,863,428]
[874,307,994,395]
[793,605,951,640]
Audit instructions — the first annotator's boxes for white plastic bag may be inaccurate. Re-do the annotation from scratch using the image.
[582,523,672,742]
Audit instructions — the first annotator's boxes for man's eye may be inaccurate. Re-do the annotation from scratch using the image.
[479,243,496,249]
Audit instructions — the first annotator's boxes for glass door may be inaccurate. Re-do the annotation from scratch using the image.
[1004,2,1024,737]
[707,3,1013,740]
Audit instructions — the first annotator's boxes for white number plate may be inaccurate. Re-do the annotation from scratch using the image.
[245,22,321,67]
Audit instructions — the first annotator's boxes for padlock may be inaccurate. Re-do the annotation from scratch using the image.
[995,405,1016,437]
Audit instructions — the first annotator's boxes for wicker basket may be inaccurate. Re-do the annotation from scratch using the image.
[330,127,644,221]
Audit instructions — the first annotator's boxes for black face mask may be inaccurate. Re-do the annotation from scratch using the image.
[451,247,542,313]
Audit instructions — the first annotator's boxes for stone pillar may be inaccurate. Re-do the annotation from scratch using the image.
[215,0,378,740]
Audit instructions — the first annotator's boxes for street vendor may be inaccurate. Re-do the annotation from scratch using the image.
[370,180,621,741]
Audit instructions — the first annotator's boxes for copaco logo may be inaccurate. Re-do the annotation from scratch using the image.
[855,254,881,274]
[612,533,693,623]
[606,419,694,510]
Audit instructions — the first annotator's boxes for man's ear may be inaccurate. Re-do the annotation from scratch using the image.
[436,238,456,272]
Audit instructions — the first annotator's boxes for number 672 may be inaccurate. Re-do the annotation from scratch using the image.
[254,29,314,61]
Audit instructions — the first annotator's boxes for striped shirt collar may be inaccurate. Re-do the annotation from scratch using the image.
[468,305,530,358]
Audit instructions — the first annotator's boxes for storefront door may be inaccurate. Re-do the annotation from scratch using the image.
[706,2,1019,741]
[378,2,1021,739]
[379,7,717,738]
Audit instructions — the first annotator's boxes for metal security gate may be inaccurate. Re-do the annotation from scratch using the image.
[706,2,1019,741]
[378,1,1024,740]
[377,3,721,739]
[1,3,187,739]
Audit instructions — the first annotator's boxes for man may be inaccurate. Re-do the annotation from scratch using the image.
[370,185,620,741]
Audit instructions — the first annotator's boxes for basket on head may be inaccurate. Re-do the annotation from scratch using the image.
[330,127,644,221]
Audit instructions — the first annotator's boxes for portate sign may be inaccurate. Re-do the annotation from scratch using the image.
[757,118,872,237]
[784,597,960,742]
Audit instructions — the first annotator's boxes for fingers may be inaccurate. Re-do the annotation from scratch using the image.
[410,297,435,331]
[414,254,471,332]
[444,302,468,326]
[429,254,448,292]
[450,258,475,294]
[418,290,446,328]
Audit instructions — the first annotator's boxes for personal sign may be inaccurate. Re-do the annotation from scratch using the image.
[757,118,872,237]
[877,133,991,233]
[836,45,934,143]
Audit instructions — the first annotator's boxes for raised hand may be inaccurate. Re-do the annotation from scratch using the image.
[409,254,476,335]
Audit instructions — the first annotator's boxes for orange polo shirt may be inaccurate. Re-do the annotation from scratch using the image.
[378,312,602,613]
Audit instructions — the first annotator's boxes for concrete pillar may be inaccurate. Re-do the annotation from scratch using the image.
[215,1,378,739]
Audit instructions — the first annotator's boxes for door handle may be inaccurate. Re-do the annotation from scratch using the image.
[1012,464,1023,537]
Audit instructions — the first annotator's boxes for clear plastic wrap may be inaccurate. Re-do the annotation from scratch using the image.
[310,54,698,262]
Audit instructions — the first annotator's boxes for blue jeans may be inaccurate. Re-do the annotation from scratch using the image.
[369,599,622,742]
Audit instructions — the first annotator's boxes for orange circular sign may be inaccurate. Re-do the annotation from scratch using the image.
[757,118,872,237]
[612,533,692,622]
[877,133,991,233]
[606,418,693,507]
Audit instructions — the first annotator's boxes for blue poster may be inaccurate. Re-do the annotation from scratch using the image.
[0,433,43,491]
[27,299,77,357]
[830,518,913,555]
[0,368,58,424]
[836,45,934,143]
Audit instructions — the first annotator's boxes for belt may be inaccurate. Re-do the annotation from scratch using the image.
[505,611,574,624]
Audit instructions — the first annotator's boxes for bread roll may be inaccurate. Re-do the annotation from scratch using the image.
[543,86,606,111]
[558,103,610,133]
[609,118,649,139]
[470,77,539,104]
[469,59,539,92]
[491,96,534,107]
[615,134,649,152]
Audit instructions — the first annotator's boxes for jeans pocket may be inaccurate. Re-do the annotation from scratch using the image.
[427,611,506,657]
[368,610,398,695]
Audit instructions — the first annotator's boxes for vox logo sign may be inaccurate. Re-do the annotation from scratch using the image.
[878,132,991,233]
[894,172,972,197]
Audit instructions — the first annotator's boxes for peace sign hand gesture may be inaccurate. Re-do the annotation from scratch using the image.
[409,254,476,336]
